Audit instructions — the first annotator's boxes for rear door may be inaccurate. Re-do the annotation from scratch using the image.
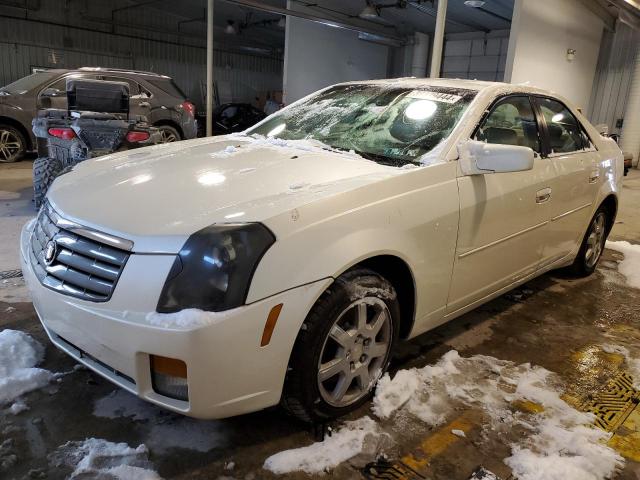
[532,96,598,266]
[101,76,151,120]
[447,95,554,314]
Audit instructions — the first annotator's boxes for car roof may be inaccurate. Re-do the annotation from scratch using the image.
[45,67,171,79]
[338,77,563,97]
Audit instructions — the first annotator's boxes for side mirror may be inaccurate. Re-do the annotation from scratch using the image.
[40,87,64,98]
[458,140,535,175]
[595,123,609,136]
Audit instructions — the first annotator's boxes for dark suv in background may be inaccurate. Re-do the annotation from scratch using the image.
[0,67,197,162]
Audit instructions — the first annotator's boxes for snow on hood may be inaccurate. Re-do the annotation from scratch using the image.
[0,329,53,406]
[46,135,401,253]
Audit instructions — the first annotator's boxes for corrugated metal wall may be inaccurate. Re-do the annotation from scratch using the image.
[588,21,640,134]
[0,11,283,110]
[442,30,510,82]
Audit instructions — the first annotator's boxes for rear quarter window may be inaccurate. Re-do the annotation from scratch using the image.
[146,78,186,100]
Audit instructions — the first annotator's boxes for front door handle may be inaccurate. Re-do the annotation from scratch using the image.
[589,169,600,183]
[536,187,552,204]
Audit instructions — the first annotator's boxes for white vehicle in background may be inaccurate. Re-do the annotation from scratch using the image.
[21,79,623,422]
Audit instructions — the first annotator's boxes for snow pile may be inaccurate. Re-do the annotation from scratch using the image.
[605,241,640,289]
[209,145,238,157]
[9,401,29,415]
[601,344,640,388]
[0,329,53,405]
[50,438,161,479]
[373,350,623,480]
[263,416,383,475]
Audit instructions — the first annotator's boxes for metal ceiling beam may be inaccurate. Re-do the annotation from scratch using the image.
[219,0,406,43]
[575,0,616,30]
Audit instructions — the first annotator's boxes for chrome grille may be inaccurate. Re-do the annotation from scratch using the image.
[29,203,130,302]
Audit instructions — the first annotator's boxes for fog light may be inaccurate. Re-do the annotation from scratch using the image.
[150,355,189,401]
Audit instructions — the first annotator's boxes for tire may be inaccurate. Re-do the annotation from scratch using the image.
[566,205,610,277]
[282,268,400,422]
[0,124,26,163]
[33,157,63,209]
[156,125,181,143]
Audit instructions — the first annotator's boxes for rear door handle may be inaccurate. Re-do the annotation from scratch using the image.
[536,187,552,204]
[589,169,600,183]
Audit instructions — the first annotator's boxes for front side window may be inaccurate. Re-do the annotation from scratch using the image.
[536,97,584,154]
[247,84,477,167]
[475,96,540,153]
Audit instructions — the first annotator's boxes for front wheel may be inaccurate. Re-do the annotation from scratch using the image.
[567,206,609,277]
[282,268,399,422]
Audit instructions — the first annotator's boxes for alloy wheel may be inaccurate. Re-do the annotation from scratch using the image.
[0,128,22,162]
[159,128,178,143]
[317,297,392,408]
[585,212,606,269]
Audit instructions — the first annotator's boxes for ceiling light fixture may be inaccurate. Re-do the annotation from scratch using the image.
[464,0,486,7]
[225,20,237,34]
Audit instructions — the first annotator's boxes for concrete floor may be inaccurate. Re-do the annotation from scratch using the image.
[1,160,640,480]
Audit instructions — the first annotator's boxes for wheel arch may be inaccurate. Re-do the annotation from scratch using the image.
[599,194,618,235]
[340,254,417,340]
[0,116,32,151]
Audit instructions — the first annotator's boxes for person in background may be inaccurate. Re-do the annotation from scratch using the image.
[264,93,280,115]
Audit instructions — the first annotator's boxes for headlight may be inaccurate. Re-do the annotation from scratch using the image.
[156,223,275,313]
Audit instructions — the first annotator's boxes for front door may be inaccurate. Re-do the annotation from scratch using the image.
[533,96,598,266]
[447,95,554,314]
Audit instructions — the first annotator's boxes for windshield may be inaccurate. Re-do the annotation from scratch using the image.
[247,84,477,166]
[0,72,59,95]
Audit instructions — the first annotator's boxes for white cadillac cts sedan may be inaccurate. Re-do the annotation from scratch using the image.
[21,79,623,421]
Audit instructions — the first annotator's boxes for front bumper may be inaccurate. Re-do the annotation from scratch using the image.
[20,220,331,419]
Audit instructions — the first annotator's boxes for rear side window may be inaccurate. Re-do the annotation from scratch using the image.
[102,76,140,96]
[475,95,540,153]
[146,78,186,99]
[536,97,584,154]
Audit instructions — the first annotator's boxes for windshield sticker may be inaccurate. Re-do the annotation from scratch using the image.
[407,90,462,104]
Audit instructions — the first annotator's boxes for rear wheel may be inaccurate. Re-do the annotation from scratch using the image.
[156,125,181,143]
[567,206,609,277]
[33,157,63,209]
[0,124,26,163]
[282,268,399,422]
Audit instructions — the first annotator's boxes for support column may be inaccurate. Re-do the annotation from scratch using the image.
[621,47,640,167]
[206,0,214,137]
[429,0,447,78]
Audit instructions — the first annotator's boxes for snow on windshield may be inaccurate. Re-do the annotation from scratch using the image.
[247,84,477,167]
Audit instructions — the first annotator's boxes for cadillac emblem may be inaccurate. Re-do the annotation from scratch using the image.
[44,240,57,265]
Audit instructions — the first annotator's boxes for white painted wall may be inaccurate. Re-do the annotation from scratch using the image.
[283,4,389,104]
[505,0,604,110]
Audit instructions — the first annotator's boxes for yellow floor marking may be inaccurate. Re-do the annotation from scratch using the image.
[401,413,475,472]
[512,399,544,414]
[608,407,640,462]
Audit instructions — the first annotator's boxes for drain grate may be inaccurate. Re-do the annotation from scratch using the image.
[0,269,23,280]
[582,372,640,432]
[362,458,426,480]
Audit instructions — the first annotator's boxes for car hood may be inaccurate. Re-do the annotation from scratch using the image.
[47,135,398,253]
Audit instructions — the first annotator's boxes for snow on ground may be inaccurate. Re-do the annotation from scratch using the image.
[93,389,227,453]
[373,350,623,480]
[601,344,640,389]
[263,416,383,475]
[605,240,640,289]
[49,438,161,479]
[0,329,53,405]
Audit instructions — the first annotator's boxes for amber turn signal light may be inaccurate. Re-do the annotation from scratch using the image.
[261,303,283,347]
